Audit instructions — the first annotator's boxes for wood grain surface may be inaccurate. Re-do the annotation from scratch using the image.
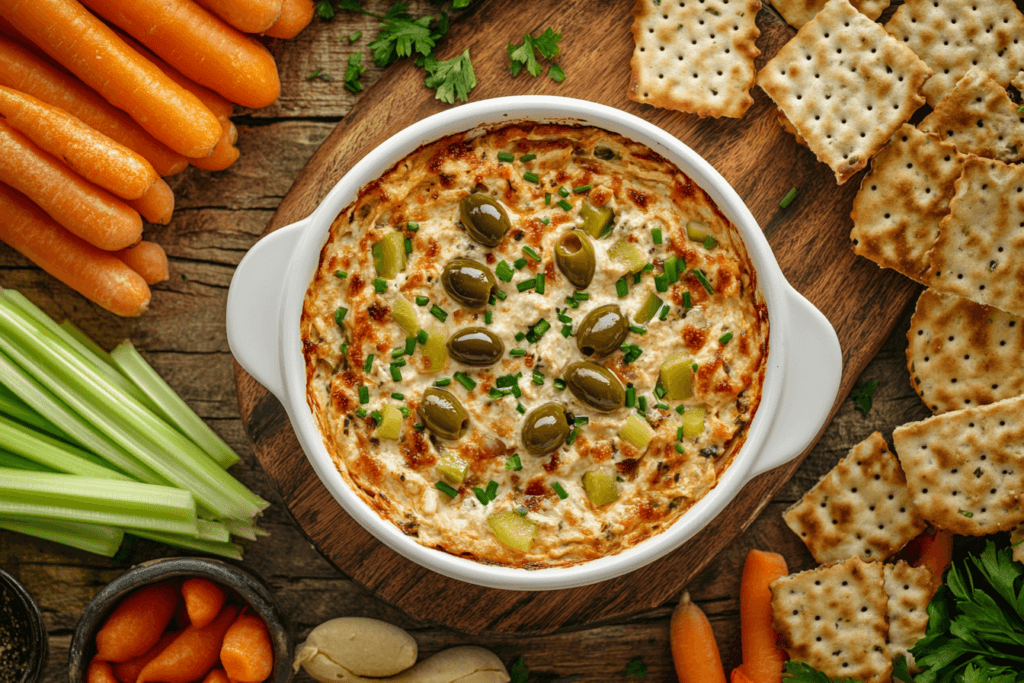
[234,0,921,635]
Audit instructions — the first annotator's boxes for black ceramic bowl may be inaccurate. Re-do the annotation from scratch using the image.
[0,568,47,683]
[68,557,292,683]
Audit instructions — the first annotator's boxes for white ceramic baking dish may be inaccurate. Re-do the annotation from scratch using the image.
[227,96,842,591]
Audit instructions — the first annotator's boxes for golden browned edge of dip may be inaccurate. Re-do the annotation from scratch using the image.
[300,123,768,569]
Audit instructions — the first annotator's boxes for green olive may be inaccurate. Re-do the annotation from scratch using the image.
[521,403,570,456]
[441,258,496,309]
[564,362,625,412]
[446,327,504,366]
[459,194,511,247]
[418,388,469,440]
[575,305,628,358]
[554,230,596,290]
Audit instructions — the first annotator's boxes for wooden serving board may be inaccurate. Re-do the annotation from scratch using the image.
[235,0,917,634]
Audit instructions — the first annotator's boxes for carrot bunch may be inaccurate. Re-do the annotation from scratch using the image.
[0,0,313,316]
[89,577,274,683]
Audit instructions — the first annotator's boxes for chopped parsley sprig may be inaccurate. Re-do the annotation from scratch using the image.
[508,27,565,82]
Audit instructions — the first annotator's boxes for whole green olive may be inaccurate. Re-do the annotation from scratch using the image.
[418,388,469,440]
[575,305,628,358]
[459,194,511,247]
[554,230,596,290]
[441,258,496,309]
[521,403,570,455]
[446,327,504,366]
[564,362,626,412]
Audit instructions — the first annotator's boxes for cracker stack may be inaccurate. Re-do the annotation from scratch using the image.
[757,0,932,184]
[850,125,965,282]
[907,289,1024,415]
[883,561,936,672]
[628,0,761,119]
[765,0,891,30]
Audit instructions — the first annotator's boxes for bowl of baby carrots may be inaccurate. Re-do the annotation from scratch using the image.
[68,557,293,683]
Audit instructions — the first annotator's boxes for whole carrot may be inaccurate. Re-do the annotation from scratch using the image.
[79,0,280,109]
[220,613,273,683]
[110,631,178,683]
[194,0,283,35]
[739,550,789,683]
[87,658,120,683]
[191,127,239,172]
[95,583,179,662]
[180,577,225,629]
[731,666,756,683]
[137,604,239,683]
[201,670,230,683]
[264,0,314,39]
[0,183,151,317]
[0,37,187,176]
[128,179,175,226]
[671,592,728,683]
[0,119,142,251]
[0,0,222,158]
[114,242,169,285]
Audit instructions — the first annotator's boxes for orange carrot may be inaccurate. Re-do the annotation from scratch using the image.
[87,658,119,683]
[0,0,222,158]
[79,0,280,109]
[739,550,789,683]
[110,631,178,683]
[137,605,239,683]
[731,666,756,683]
[220,613,273,683]
[191,125,239,171]
[0,85,159,200]
[671,592,728,683]
[181,577,226,629]
[128,179,175,226]
[193,0,283,35]
[0,183,151,317]
[0,37,187,176]
[201,670,230,683]
[115,242,169,285]
[264,0,313,39]
[913,529,954,589]
[95,583,178,662]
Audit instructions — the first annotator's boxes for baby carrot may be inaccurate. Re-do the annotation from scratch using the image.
[0,0,222,158]
[264,0,314,39]
[191,127,239,171]
[0,119,142,251]
[731,666,756,683]
[115,242,169,285]
[739,550,789,683]
[87,658,119,683]
[181,577,226,629]
[110,631,178,683]
[201,670,230,683]
[95,583,179,662]
[79,0,280,109]
[220,613,273,683]
[137,604,239,683]
[193,0,283,35]
[913,528,954,590]
[128,179,175,226]
[671,592,728,683]
[0,183,151,317]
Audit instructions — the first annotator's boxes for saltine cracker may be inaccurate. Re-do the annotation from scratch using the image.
[884,561,936,672]
[765,0,891,30]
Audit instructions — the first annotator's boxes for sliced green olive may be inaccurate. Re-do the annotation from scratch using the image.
[579,200,614,239]
[459,194,511,247]
[418,388,469,440]
[575,305,628,358]
[521,403,570,455]
[564,362,625,412]
[446,327,504,366]
[441,258,496,309]
[554,230,595,290]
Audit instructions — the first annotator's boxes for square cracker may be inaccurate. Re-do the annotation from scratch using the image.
[884,0,1024,106]
[783,432,926,564]
[919,68,1024,163]
[850,125,965,282]
[1014,71,1024,91]
[766,0,891,30]
[884,561,936,673]
[907,289,1024,415]
[628,0,761,119]
[922,157,1024,318]
[892,394,1024,535]
[771,557,892,683]
[757,0,932,184]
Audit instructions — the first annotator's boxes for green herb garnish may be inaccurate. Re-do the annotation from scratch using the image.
[435,481,458,498]
[850,380,879,415]
[780,187,798,209]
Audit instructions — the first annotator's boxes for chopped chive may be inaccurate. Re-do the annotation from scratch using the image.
[489,295,496,306]
[358,386,369,404]
[629,324,646,335]
[631,273,640,285]
[675,443,684,454]
[557,199,572,211]
[703,236,717,250]
[573,184,591,194]
[526,319,550,342]
[496,260,514,282]
[557,310,572,324]
[340,343,348,358]
[565,428,580,445]
[677,426,684,441]
[363,354,374,372]
[494,289,507,301]
[652,227,663,244]
[545,193,551,205]
[540,216,550,225]
[654,273,668,292]
[553,378,566,391]
[535,273,545,294]
[656,402,669,410]
[560,324,573,338]
[417,329,428,344]
[616,278,628,298]
[643,263,654,272]
[517,278,536,293]
[523,171,540,184]
[497,151,514,163]
[625,385,636,408]
[496,374,520,388]
[692,362,699,373]
[370,410,382,423]
[510,348,527,357]
[407,222,419,232]
[398,406,410,417]
[488,387,510,399]
[532,370,544,385]
[683,291,693,310]
[486,480,499,500]
[473,487,490,505]
[506,454,523,470]
[510,383,522,398]
[523,246,541,261]
[780,187,798,209]
[552,482,568,500]
[356,408,367,417]
[676,404,685,415]
[334,307,348,325]
[334,270,348,278]
[404,237,412,254]
[434,378,451,387]
[435,481,458,498]
[514,332,526,342]
[404,336,417,354]
[558,186,570,198]
[514,257,528,270]
[659,304,670,321]
[520,153,536,162]
[693,269,714,295]
[391,347,406,358]
[515,505,529,517]
[453,372,476,391]
[415,295,429,306]
[390,357,406,367]
[638,396,647,414]
[485,311,493,325]
[430,304,448,322]
[391,392,405,400]
[373,278,386,293]
[719,332,734,344]
[516,402,526,414]
[1020,104,1024,114]
[390,365,402,382]
[413,422,424,431]
[564,295,580,308]
[574,415,589,425]
[664,255,679,284]
[655,384,666,399]
[574,291,590,300]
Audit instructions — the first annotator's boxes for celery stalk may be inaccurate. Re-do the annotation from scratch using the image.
[0,517,124,557]
[0,382,65,439]
[0,415,127,480]
[59,320,117,369]
[196,519,231,543]
[0,449,53,473]
[132,530,243,560]
[221,518,263,541]
[109,341,240,470]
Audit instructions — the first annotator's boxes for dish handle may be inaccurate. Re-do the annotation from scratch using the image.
[746,286,842,479]
[227,219,310,399]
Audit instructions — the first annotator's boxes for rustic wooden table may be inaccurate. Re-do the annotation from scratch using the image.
[0,3,933,680]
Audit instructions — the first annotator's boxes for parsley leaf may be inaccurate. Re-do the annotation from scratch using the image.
[784,661,860,683]
[420,49,476,104]
[510,657,528,683]
[508,27,564,81]
[369,14,441,66]
[850,379,879,415]
[314,0,334,19]
[338,0,362,10]
[626,657,648,677]
[548,62,565,83]
[343,52,366,93]
[306,67,331,82]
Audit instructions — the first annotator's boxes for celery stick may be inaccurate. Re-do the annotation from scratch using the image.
[132,530,243,561]
[0,415,128,479]
[0,517,124,557]
[0,467,198,536]
[0,449,53,473]
[221,518,261,541]
[59,320,117,369]
[0,382,64,438]
[110,341,240,470]
[196,519,231,543]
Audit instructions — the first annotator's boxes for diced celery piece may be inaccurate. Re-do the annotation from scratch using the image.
[619,413,654,450]
[392,295,419,336]
[582,470,619,506]
[660,353,694,401]
[376,405,402,440]
[609,240,647,274]
[436,452,469,485]
[422,325,447,374]
[634,292,663,324]
[579,201,614,238]
[686,220,711,242]
[373,232,407,279]
[682,406,706,437]
[487,510,538,552]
